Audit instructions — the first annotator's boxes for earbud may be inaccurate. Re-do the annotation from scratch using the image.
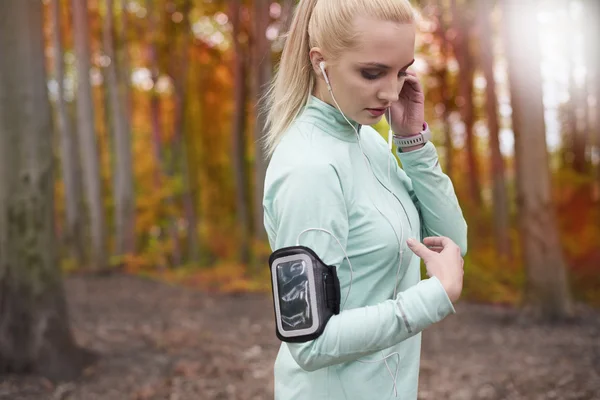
[319,61,331,87]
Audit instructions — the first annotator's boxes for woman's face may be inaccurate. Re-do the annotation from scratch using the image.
[312,16,416,125]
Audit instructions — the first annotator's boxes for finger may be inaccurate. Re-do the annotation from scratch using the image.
[406,238,434,261]
[402,73,422,92]
[422,236,454,249]
[426,245,444,253]
[399,77,424,103]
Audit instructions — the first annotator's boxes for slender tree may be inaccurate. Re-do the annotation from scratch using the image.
[104,0,135,257]
[502,0,573,320]
[565,49,578,167]
[0,0,95,380]
[230,0,251,264]
[252,0,271,243]
[450,0,482,206]
[171,0,201,264]
[51,0,86,264]
[72,0,108,271]
[433,0,454,177]
[477,0,511,259]
[588,0,600,199]
[119,0,133,119]
[146,0,181,266]
[569,2,589,174]
[146,0,166,186]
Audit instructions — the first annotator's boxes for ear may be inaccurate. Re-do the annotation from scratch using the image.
[309,47,326,77]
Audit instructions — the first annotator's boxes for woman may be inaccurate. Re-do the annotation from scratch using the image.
[261,0,467,398]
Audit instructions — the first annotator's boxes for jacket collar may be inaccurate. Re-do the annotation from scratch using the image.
[298,95,361,142]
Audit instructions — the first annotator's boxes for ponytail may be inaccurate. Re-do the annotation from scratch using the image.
[261,0,319,158]
[260,0,415,158]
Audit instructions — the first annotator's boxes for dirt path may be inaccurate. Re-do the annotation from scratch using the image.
[1,274,599,399]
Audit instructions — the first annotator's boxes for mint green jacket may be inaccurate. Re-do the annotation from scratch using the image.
[263,96,468,399]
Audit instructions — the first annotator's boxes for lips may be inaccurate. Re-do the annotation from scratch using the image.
[366,108,386,117]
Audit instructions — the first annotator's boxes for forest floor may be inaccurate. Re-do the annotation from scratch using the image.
[1,273,599,400]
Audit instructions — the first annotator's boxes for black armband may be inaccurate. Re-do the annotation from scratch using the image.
[268,246,341,343]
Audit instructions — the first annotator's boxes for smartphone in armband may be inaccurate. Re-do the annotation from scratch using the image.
[269,246,341,343]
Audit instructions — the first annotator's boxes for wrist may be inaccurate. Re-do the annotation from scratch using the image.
[393,122,430,152]
[393,122,426,137]
[400,143,425,152]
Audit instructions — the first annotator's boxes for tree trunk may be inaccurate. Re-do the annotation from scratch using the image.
[502,0,573,321]
[477,0,511,260]
[146,0,181,267]
[171,0,200,264]
[104,0,135,257]
[0,0,96,381]
[565,53,578,168]
[51,0,86,265]
[589,0,600,200]
[450,0,482,207]
[146,0,165,187]
[72,0,108,271]
[569,4,589,174]
[252,0,271,243]
[230,0,251,265]
[119,0,133,120]
[433,1,454,178]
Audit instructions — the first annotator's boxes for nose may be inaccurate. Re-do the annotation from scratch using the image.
[377,76,406,103]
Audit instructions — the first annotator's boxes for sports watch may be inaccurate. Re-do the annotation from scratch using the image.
[392,122,431,151]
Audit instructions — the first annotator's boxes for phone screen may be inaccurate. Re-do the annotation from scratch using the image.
[276,259,313,331]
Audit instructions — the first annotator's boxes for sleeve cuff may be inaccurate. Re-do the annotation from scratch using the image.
[396,141,438,170]
[396,276,456,334]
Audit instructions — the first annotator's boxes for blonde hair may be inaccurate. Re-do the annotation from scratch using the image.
[261,0,415,157]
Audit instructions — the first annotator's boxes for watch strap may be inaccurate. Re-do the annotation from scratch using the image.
[393,122,431,149]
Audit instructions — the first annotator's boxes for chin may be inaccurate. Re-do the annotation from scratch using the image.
[355,113,384,126]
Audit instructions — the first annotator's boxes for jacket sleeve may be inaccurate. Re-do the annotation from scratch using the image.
[396,142,468,256]
[263,161,455,372]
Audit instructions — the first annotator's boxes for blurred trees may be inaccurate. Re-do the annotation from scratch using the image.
[252,0,271,245]
[230,0,251,265]
[25,0,600,311]
[503,0,573,319]
[72,0,108,271]
[422,0,598,315]
[51,0,86,265]
[0,0,94,380]
[450,0,482,207]
[7,0,598,384]
[476,0,510,260]
[104,0,135,258]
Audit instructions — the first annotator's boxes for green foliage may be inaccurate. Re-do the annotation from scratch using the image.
[461,247,524,306]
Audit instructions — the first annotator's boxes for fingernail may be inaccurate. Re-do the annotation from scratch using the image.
[406,238,416,246]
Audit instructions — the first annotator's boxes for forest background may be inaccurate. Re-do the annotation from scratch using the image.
[1,0,600,396]
[42,0,600,309]
[39,0,600,305]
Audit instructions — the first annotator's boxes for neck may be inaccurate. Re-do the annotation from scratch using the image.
[312,79,336,110]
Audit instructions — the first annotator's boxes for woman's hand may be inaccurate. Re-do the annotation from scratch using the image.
[406,236,464,303]
[387,71,425,136]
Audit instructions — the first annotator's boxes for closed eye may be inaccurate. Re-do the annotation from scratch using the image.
[361,70,408,81]
[361,70,381,80]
